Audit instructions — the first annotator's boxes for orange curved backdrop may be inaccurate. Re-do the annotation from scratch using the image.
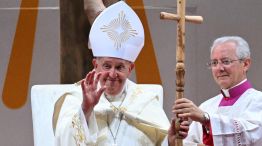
[2,0,39,109]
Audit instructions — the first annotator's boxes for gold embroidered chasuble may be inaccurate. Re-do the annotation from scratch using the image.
[54,79,170,146]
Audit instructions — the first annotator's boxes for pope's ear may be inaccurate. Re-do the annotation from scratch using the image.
[129,63,135,72]
[92,58,98,68]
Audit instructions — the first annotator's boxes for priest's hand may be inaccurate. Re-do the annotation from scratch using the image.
[168,119,190,146]
[173,98,205,123]
[81,70,108,119]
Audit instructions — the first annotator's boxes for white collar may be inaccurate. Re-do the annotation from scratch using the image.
[221,79,247,97]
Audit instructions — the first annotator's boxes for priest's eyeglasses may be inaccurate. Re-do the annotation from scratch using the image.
[207,58,243,69]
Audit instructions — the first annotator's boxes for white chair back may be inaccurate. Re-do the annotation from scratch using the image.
[31,84,76,146]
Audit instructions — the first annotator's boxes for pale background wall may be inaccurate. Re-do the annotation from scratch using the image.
[0,0,60,145]
[1,0,262,145]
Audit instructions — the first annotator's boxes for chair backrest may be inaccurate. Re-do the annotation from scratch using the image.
[31,83,163,146]
[31,84,76,146]
[139,84,163,107]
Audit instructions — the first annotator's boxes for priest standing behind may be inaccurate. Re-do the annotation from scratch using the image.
[53,1,189,146]
[173,36,262,146]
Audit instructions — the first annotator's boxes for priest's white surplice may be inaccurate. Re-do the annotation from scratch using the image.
[184,88,262,146]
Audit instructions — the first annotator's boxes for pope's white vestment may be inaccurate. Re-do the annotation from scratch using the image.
[53,79,170,146]
[184,88,262,146]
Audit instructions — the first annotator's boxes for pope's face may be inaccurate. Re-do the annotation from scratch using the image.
[211,41,250,89]
[93,57,134,96]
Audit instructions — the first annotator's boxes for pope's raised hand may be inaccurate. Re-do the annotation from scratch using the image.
[81,70,108,119]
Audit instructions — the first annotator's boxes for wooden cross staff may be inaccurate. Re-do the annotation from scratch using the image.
[160,0,203,146]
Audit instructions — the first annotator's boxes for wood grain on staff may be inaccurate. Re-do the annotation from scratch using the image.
[174,1,186,146]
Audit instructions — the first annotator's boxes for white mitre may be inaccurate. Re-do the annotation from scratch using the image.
[89,1,144,62]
